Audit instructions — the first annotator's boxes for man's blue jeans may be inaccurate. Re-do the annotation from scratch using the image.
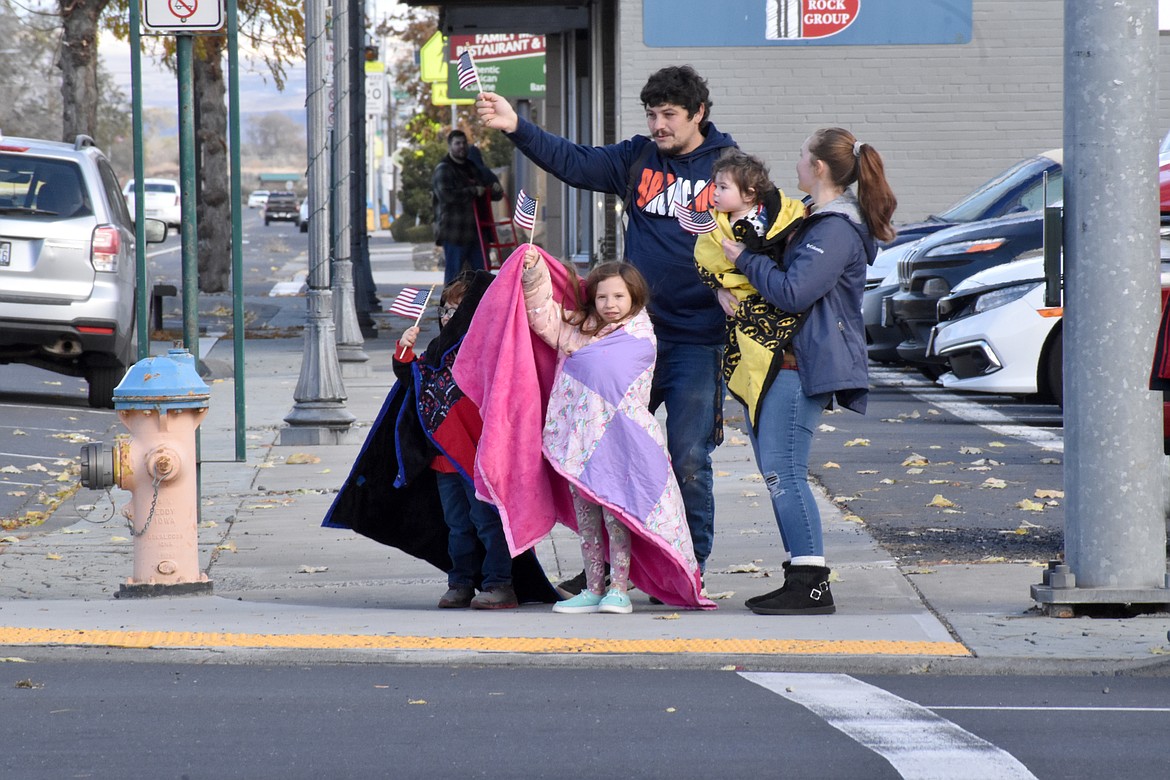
[649,339,723,571]
[434,471,511,589]
[744,370,831,558]
[443,242,485,284]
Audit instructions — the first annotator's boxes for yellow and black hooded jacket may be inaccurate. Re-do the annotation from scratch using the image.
[694,186,807,432]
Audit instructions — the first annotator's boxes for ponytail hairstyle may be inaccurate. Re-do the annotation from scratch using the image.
[807,127,897,243]
[564,261,650,337]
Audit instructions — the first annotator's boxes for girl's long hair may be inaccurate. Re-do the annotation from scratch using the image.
[564,261,650,337]
[808,127,898,243]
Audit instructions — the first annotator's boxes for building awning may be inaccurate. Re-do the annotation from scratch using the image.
[402,1,590,34]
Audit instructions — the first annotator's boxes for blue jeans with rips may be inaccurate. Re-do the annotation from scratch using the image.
[648,339,724,571]
[745,369,831,558]
[442,242,485,284]
[434,471,512,589]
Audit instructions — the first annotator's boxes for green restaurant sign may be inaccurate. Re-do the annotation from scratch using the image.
[448,34,547,99]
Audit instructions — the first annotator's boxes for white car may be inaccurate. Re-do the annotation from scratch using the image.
[247,189,269,209]
[930,243,1170,407]
[122,178,181,228]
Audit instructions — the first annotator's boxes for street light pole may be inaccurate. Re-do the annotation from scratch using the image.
[281,0,355,444]
[1032,0,1170,614]
[331,0,370,375]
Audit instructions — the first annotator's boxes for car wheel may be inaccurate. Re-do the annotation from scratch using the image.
[1044,327,1063,409]
[86,364,126,409]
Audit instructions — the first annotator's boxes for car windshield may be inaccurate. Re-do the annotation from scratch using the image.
[0,155,92,217]
[935,156,1060,223]
[144,182,176,193]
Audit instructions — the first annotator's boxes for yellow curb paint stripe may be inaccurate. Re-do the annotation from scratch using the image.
[0,627,970,656]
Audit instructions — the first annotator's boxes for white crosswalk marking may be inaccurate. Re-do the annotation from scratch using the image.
[870,366,1064,452]
[741,672,1037,779]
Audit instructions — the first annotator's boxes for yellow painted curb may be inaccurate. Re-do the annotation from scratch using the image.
[0,627,970,656]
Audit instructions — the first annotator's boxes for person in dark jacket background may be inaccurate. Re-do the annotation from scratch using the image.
[723,127,897,616]
[476,66,733,590]
[433,130,503,283]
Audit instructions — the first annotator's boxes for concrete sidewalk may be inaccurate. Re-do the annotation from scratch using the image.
[1,236,1168,673]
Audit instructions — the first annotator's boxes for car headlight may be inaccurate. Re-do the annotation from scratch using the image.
[926,238,1007,257]
[973,281,1042,314]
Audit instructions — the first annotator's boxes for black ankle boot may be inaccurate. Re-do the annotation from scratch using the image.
[747,565,835,615]
[745,561,791,607]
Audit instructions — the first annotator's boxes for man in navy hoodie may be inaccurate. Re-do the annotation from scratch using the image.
[478,66,735,586]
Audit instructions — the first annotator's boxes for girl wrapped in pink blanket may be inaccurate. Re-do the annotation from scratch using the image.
[519,247,713,613]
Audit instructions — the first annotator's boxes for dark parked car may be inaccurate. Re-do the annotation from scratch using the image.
[884,150,1061,249]
[865,151,1063,363]
[263,191,300,226]
[887,208,1049,376]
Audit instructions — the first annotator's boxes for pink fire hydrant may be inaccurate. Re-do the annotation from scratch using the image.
[79,348,213,597]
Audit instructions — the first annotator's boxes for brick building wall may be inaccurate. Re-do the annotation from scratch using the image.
[617,0,1170,222]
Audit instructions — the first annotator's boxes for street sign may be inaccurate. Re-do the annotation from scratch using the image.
[365,62,386,118]
[143,0,225,32]
[447,34,546,99]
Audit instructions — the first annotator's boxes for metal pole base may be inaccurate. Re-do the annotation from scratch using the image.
[115,580,214,599]
[1031,562,1170,617]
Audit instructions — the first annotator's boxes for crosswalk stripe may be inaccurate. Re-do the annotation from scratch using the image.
[741,672,1037,779]
[870,367,1064,452]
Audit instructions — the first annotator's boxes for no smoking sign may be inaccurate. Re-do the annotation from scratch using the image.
[144,0,224,32]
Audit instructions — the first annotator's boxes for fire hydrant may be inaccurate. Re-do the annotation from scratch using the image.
[79,348,213,598]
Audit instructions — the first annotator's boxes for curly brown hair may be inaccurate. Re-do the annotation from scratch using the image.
[710,149,772,208]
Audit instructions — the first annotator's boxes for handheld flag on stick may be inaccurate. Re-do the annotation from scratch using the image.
[513,189,538,243]
[675,203,717,235]
[456,50,482,93]
[389,285,433,319]
[390,285,436,359]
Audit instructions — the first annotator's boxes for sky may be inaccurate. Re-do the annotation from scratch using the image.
[97,0,407,118]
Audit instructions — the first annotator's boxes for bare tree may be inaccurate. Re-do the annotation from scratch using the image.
[58,0,106,142]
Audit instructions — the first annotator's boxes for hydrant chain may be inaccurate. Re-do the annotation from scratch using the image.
[128,475,162,538]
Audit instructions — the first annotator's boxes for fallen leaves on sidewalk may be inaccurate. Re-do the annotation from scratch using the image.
[705,591,735,600]
[727,563,761,573]
[981,478,1008,489]
[822,461,840,469]
[1035,489,1064,499]
[902,454,928,467]
[216,541,237,552]
[284,453,321,465]
[844,438,870,447]
[1016,499,1045,512]
[296,565,329,574]
[927,495,957,508]
[654,614,680,620]
[0,657,29,663]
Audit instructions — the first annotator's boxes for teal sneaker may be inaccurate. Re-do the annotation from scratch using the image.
[552,590,603,614]
[598,588,633,614]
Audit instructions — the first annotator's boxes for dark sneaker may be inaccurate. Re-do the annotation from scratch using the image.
[438,585,474,609]
[471,584,519,610]
[555,570,588,599]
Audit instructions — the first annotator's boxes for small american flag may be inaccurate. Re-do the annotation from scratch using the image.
[388,286,432,319]
[513,189,538,232]
[676,203,717,235]
[456,50,479,91]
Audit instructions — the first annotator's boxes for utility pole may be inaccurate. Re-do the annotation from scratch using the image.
[331,0,371,376]
[281,0,355,444]
[1032,0,1170,615]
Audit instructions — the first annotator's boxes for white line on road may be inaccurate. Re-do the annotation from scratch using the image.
[742,672,1037,779]
[928,705,1170,713]
[870,366,1064,453]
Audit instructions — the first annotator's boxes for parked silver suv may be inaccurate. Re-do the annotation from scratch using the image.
[0,133,166,407]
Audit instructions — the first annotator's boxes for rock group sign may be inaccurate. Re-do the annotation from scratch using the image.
[447,34,547,100]
[644,0,972,46]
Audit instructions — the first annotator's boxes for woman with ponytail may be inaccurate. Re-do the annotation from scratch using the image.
[721,127,896,615]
